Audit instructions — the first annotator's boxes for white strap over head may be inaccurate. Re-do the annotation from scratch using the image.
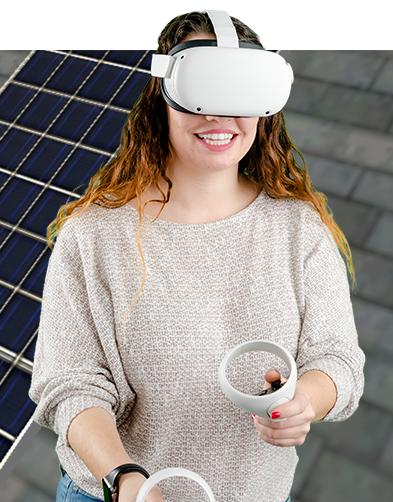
[203,10,239,48]
[151,10,238,79]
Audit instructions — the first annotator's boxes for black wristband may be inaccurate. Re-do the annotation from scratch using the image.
[102,463,150,502]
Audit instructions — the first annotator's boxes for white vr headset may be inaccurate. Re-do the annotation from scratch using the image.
[151,10,294,118]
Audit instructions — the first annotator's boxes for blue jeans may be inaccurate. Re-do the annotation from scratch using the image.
[56,464,103,501]
[57,464,291,502]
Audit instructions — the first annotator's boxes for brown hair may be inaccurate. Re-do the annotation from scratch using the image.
[47,11,357,344]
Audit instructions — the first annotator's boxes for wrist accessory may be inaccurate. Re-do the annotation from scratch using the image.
[218,340,297,421]
[135,468,216,502]
[102,463,150,502]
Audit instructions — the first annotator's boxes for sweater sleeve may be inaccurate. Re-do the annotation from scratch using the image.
[28,219,136,448]
[296,207,365,422]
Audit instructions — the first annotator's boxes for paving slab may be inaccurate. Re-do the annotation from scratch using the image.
[1,472,29,502]
[351,296,393,354]
[351,170,393,211]
[292,151,363,198]
[364,210,393,259]
[320,194,380,248]
[0,51,30,79]
[0,76,8,90]
[281,51,386,90]
[284,78,329,114]
[13,426,60,495]
[299,449,393,502]
[15,482,55,502]
[309,418,338,439]
[318,401,393,470]
[377,427,393,478]
[284,111,393,175]
[362,356,393,413]
[290,431,324,497]
[371,59,393,95]
[350,248,393,309]
[286,78,393,132]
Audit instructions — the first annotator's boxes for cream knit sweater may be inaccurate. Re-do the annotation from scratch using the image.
[29,189,365,502]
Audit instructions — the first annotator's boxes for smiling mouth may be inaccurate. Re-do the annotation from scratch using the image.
[194,134,237,145]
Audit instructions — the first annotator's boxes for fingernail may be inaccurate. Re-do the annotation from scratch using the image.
[271,412,281,419]
[251,414,255,420]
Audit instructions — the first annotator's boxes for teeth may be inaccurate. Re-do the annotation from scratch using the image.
[203,138,232,145]
[197,133,234,140]
[196,132,235,145]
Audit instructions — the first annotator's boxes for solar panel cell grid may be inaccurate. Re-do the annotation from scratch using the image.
[2,242,49,298]
[0,369,37,435]
[0,49,153,464]
[0,130,40,170]
[0,294,41,353]
[46,58,96,94]
[0,134,73,180]
[0,85,36,123]
[18,92,69,132]
[15,52,66,87]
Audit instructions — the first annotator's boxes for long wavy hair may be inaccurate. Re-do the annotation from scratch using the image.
[47,11,357,345]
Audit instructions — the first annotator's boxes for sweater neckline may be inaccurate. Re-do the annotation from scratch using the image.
[121,189,264,228]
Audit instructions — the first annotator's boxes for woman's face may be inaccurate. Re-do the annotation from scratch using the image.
[166,32,260,177]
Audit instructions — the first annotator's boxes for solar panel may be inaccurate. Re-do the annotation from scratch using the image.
[0,49,155,479]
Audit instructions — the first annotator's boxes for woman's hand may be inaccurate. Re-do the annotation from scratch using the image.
[252,369,316,447]
[118,472,165,502]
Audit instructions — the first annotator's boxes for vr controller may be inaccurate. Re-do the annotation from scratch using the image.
[135,468,215,502]
[134,340,295,502]
[218,340,297,421]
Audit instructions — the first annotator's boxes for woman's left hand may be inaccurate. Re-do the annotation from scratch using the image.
[252,369,316,447]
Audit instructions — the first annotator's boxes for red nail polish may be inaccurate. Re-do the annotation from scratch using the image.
[271,412,281,419]
[251,414,255,420]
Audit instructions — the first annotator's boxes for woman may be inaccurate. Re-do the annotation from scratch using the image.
[29,11,365,502]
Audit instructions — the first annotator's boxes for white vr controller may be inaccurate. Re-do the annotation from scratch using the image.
[135,341,296,501]
[135,468,216,502]
[218,340,297,421]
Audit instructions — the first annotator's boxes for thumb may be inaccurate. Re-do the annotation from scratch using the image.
[264,369,281,384]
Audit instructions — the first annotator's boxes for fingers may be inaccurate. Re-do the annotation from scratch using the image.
[264,369,281,384]
[143,486,165,502]
[257,423,310,446]
[253,408,314,447]
[268,385,311,420]
[254,410,314,430]
[146,486,164,502]
[251,385,316,447]
[263,369,288,391]
[253,408,311,430]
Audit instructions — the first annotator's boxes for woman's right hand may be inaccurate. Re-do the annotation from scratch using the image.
[118,471,165,502]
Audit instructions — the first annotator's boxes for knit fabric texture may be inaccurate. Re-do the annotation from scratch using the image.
[29,188,365,502]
